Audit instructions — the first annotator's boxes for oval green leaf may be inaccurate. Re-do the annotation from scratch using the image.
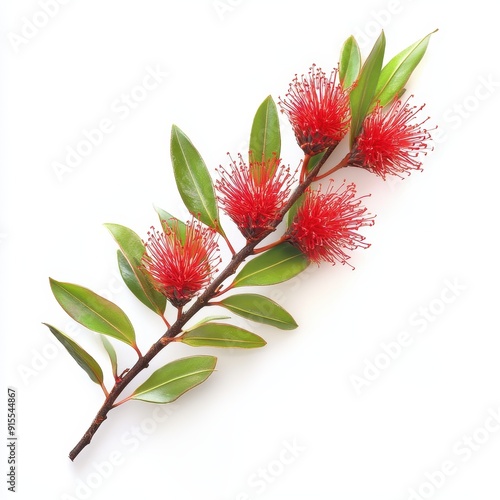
[233,243,309,287]
[117,249,144,302]
[339,35,361,89]
[373,30,437,108]
[43,323,104,385]
[349,31,386,146]
[219,294,298,330]
[101,335,118,379]
[49,278,136,347]
[105,223,166,316]
[181,323,266,348]
[170,125,220,231]
[249,95,281,165]
[131,355,217,404]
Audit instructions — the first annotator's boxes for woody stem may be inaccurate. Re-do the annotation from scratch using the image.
[68,145,336,462]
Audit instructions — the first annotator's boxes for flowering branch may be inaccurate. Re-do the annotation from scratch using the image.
[45,29,436,461]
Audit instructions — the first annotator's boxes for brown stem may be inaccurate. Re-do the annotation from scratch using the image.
[176,306,183,322]
[161,314,171,329]
[220,230,236,255]
[253,234,288,254]
[314,152,352,181]
[132,343,143,358]
[68,146,336,461]
[299,154,311,183]
[100,382,109,398]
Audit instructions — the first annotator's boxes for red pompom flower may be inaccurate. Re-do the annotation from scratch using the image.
[142,219,220,307]
[287,182,374,265]
[279,65,351,156]
[216,154,294,240]
[351,96,432,179]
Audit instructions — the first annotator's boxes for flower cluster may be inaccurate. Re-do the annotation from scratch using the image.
[216,154,294,240]
[142,219,220,307]
[287,182,374,265]
[351,96,432,179]
[279,65,351,156]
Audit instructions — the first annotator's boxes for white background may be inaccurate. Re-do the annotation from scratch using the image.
[1,1,500,499]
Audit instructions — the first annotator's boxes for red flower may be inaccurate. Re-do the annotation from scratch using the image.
[287,182,374,265]
[142,219,220,307]
[279,65,351,156]
[351,96,432,179]
[216,154,294,240]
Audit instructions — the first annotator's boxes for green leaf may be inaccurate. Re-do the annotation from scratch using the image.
[373,30,436,108]
[105,223,166,316]
[154,206,187,244]
[349,31,386,146]
[170,125,220,231]
[117,249,166,315]
[219,294,298,330]
[339,35,361,89]
[43,323,104,385]
[131,355,217,404]
[181,323,266,348]
[49,278,137,347]
[233,243,309,287]
[249,95,281,164]
[100,335,118,379]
